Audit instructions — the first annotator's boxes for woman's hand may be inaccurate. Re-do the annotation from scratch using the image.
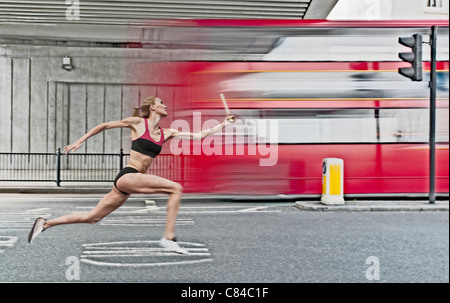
[63,141,82,155]
[224,114,236,126]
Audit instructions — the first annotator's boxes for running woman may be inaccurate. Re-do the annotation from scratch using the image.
[28,96,235,254]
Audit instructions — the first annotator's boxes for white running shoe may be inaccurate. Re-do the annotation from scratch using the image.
[159,237,189,254]
[28,217,47,243]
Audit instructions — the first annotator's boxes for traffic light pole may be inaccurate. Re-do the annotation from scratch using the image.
[429,26,437,204]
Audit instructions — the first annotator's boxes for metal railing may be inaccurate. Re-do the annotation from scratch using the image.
[0,148,185,186]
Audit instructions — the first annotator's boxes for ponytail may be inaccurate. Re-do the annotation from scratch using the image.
[133,96,158,118]
[132,106,147,118]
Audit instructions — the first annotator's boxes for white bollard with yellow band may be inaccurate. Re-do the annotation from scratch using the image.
[321,158,345,205]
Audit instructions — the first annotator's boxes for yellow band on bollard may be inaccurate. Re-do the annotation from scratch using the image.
[329,164,341,196]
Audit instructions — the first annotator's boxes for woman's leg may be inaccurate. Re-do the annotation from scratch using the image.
[44,188,130,229]
[164,186,182,241]
[116,173,183,240]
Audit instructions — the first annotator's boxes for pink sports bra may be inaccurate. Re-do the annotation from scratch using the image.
[131,119,164,158]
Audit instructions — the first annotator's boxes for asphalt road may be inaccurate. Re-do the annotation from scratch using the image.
[0,195,448,284]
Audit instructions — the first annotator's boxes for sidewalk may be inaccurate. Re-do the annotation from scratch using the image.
[0,181,448,211]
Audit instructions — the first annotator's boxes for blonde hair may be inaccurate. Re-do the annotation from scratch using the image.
[133,97,158,118]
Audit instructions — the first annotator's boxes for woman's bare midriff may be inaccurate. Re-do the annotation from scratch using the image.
[126,150,155,173]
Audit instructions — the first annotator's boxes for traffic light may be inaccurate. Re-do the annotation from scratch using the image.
[398,33,423,81]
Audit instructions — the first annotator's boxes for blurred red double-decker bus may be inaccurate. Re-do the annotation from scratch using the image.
[134,20,449,198]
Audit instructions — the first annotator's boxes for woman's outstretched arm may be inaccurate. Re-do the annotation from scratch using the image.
[165,114,235,141]
[63,117,140,154]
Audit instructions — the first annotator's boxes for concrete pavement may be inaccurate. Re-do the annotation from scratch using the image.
[0,181,448,212]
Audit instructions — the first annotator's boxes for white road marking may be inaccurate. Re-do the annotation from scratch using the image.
[82,240,208,248]
[176,205,281,214]
[82,252,211,257]
[0,236,18,254]
[99,215,195,227]
[76,204,282,214]
[0,236,18,248]
[75,206,159,214]
[0,213,52,231]
[80,258,213,267]
[25,208,52,213]
[177,209,281,214]
[80,240,212,267]
[0,212,50,218]
[238,206,269,212]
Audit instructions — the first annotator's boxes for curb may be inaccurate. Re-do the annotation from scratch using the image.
[0,187,113,194]
[0,183,113,194]
[295,201,449,212]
